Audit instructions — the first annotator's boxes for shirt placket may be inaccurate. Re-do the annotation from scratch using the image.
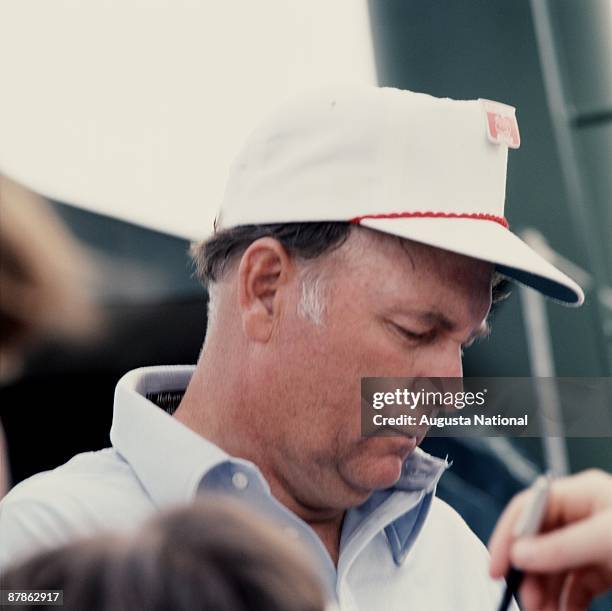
[335,489,426,606]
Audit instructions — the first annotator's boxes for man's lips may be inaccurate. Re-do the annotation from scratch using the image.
[377,434,418,460]
[378,424,427,445]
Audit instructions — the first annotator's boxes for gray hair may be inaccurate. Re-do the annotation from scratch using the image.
[192,223,352,335]
[297,265,328,325]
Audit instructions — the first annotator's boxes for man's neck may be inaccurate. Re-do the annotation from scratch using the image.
[174,371,345,565]
[253,460,345,566]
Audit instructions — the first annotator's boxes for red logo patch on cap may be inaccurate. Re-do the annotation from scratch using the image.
[480,99,521,149]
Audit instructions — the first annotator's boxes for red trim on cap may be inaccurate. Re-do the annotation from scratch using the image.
[350,211,509,229]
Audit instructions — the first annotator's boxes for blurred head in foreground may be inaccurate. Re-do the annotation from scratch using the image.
[1,497,326,611]
[0,175,98,494]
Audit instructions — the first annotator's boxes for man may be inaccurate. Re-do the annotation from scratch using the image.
[0,88,582,608]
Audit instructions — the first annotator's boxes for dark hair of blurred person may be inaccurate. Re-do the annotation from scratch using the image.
[0,497,326,611]
[0,174,98,494]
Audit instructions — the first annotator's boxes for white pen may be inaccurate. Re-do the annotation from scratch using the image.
[497,474,552,611]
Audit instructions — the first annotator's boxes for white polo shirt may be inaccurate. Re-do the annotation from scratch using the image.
[0,366,515,610]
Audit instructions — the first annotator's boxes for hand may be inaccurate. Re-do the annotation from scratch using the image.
[489,469,612,611]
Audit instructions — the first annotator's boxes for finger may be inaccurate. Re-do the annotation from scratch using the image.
[564,567,611,611]
[488,491,530,577]
[489,471,605,578]
[518,574,545,610]
[491,471,612,579]
[560,572,589,611]
[541,470,612,528]
[518,573,569,611]
[511,510,612,572]
[544,571,568,611]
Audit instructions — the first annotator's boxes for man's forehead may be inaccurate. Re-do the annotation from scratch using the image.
[348,227,495,281]
[344,230,494,325]
[400,238,494,278]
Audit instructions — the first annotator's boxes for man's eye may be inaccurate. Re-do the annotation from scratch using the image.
[393,324,433,343]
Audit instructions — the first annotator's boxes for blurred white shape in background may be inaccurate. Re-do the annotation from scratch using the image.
[0,1,375,240]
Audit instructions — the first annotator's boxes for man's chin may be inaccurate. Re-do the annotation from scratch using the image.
[349,436,419,491]
[368,455,406,489]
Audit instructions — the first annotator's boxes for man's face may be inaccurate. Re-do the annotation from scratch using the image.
[257,228,493,511]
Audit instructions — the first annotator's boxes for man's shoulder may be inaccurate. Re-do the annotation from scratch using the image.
[423,496,491,559]
[0,448,154,570]
[428,496,486,533]
[2,447,150,508]
[414,496,515,605]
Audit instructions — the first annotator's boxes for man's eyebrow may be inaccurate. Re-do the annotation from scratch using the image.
[409,310,455,330]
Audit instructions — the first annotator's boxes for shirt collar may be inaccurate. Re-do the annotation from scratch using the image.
[110,366,449,563]
[385,451,448,564]
[110,365,235,508]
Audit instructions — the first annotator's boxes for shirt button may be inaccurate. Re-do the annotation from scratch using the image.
[231,471,249,490]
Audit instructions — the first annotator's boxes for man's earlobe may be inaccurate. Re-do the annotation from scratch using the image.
[238,238,292,342]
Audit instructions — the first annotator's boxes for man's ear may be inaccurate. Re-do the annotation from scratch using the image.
[237,238,294,342]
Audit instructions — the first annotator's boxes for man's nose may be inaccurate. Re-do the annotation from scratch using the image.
[417,343,463,378]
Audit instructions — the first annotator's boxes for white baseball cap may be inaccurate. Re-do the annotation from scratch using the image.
[217,86,584,306]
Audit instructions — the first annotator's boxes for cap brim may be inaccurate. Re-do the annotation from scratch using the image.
[359,217,584,306]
